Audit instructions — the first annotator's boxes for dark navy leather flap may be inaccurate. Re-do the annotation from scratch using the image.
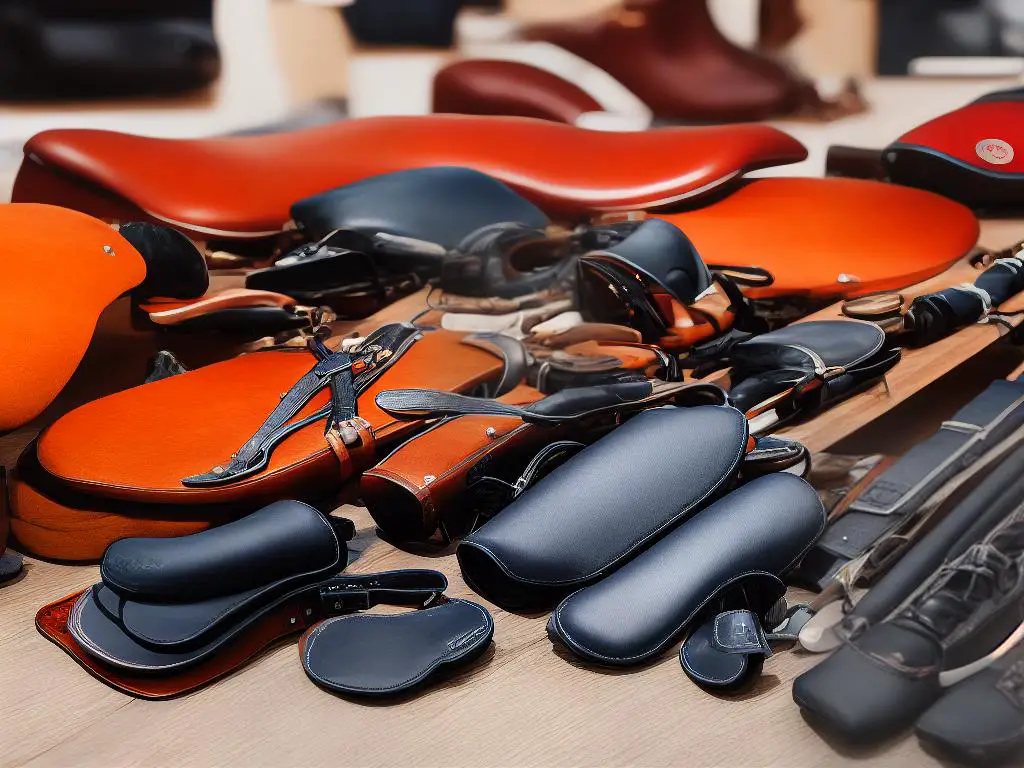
[458,405,749,611]
[101,500,345,602]
[302,599,493,697]
[733,320,886,372]
[291,167,549,244]
[547,474,825,665]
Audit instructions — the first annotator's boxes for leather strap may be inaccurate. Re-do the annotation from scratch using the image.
[182,323,421,487]
[317,570,448,614]
[795,377,1024,591]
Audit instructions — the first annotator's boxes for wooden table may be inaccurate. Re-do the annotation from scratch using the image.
[2,216,1023,768]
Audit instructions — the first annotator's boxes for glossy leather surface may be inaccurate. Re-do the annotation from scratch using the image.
[732,320,885,372]
[292,167,549,244]
[0,204,145,431]
[34,329,503,501]
[100,501,342,600]
[458,405,748,610]
[15,117,808,232]
[548,474,824,665]
[433,59,603,125]
[659,178,979,300]
[301,599,493,697]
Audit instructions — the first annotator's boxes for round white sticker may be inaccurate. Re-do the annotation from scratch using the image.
[976,138,1015,165]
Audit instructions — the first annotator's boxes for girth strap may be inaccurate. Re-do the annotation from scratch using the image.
[182,323,421,487]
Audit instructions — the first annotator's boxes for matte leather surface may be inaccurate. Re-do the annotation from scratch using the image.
[458,405,747,610]
[733,320,886,371]
[659,178,979,300]
[100,501,342,600]
[292,167,549,244]
[0,204,145,431]
[34,329,502,501]
[301,599,493,696]
[15,117,808,232]
[548,474,824,665]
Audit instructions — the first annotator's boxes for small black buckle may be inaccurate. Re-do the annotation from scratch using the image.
[320,585,371,613]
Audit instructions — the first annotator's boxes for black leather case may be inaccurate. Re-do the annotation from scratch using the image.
[291,166,549,244]
[457,405,749,611]
[546,474,825,666]
[301,598,494,697]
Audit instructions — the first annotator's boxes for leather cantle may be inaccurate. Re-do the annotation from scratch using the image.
[457,404,749,611]
[13,117,808,235]
[885,88,1024,211]
[659,178,979,301]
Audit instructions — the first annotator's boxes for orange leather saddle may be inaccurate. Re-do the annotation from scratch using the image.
[13,116,807,236]
[9,325,516,562]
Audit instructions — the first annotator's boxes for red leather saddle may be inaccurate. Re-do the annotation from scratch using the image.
[13,116,807,237]
[9,325,518,562]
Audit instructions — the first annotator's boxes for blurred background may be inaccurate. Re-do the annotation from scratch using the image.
[3,0,1023,199]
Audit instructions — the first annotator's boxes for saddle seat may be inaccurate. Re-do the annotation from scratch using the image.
[13,116,807,237]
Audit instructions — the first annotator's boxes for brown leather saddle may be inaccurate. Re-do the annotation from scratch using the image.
[12,115,807,236]
[9,324,524,562]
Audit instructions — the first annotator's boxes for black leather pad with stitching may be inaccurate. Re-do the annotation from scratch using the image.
[292,166,549,244]
[301,599,493,697]
[457,405,749,611]
[546,474,825,666]
[100,500,344,601]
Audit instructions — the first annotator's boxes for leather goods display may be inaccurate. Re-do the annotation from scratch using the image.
[547,474,824,684]
[843,246,1024,346]
[793,508,1024,743]
[915,642,1024,765]
[12,117,807,236]
[0,205,208,432]
[300,598,494,698]
[711,320,901,433]
[658,178,980,302]
[457,404,749,610]
[0,1,220,101]
[362,378,728,542]
[518,0,858,123]
[10,326,511,561]
[793,376,1024,592]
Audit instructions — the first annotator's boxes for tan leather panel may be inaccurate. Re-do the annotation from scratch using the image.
[660,178,980,300]
[20,117,807,231]
[0,204,146,431]
[35,329,503,501]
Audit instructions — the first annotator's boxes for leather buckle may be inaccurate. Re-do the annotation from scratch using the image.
[320,585,371,613]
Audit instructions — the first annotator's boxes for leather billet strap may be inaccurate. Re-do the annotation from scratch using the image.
[317,570,448,613]
[182,323,422,486]
[794,377,1024,592]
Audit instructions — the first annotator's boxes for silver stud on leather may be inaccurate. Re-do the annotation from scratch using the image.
[486,427,497,439]
[423,475,435,484]
[103,245,115,256]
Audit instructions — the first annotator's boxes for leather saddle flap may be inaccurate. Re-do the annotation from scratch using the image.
[457,405,748,611]
[100,500,344,602]
[300,599,494,697]
[34,327,504,502]
[292,166,550,243]
[731,320,886,374]
[546,474,825,666]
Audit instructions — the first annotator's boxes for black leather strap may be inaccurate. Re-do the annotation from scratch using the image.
[317,570,448,614]
[794,377,1024,592]
[182,323,421,486]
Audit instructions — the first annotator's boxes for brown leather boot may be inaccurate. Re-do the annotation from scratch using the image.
[523,0,805,122]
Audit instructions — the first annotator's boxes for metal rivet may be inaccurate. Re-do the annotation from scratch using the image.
[103,245,115,256]
[289,617,297,625]
[485,427,497,438]
[841,536,849,542]
[837,274,860,284]
[423,475,435,484]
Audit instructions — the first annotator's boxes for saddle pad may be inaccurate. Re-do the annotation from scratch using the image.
[0,204,146,431]
[15,117,807,234]
[300,599,493,697]
[33,329,503,502]
[659,178,979,300]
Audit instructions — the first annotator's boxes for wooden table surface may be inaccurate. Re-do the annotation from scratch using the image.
[2,216,1023,768]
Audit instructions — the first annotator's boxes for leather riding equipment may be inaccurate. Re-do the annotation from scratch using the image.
[12,117,807,236]
[10,326,513,561]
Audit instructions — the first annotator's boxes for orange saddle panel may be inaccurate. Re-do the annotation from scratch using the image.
[659,178,980,300]
[0,204,146,431]
[15,116,807,236]
[34,328,503,503]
